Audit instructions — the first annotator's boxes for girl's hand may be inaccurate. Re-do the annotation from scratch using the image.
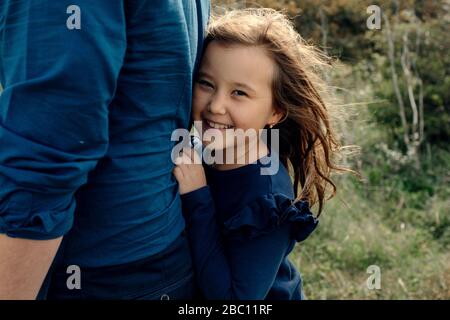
[173,147,207,195]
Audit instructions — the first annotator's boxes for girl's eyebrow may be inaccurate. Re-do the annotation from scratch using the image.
[197,70,257,94]
[197,70,213,79]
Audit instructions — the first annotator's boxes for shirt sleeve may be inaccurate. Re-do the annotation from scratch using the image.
[0,1,127,239]
[181,186,305,300]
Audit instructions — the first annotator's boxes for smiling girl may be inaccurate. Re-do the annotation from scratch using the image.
[173,8,353,300]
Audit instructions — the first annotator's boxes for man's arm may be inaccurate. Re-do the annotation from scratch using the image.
[0,235,62,300]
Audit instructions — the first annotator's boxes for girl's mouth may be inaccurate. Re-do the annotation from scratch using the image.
[203,119,234,130]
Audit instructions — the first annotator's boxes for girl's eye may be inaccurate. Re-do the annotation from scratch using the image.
[197,79,214,88]
[232,90,247,97]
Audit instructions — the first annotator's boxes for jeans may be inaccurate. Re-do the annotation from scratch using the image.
[39,232,198,300]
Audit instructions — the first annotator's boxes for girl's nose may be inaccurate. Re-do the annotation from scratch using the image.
[208,94,227,115]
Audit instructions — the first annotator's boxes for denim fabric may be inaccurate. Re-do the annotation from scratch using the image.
[0,0,210,271]
[39,233,198,300]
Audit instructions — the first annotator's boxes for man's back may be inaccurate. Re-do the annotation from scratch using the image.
[61,1,210,268]
[0,0,210,298]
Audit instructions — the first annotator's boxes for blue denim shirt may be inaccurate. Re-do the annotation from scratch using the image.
[0,0,210,268]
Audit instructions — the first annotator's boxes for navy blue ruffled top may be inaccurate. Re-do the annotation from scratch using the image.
[180,152,319,300]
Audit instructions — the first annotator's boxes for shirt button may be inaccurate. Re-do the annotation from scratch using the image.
[160,294,170,300]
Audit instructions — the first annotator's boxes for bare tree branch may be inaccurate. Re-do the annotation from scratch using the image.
[383,13,410,147]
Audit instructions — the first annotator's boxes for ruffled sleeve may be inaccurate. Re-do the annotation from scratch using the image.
[222,193,318,242]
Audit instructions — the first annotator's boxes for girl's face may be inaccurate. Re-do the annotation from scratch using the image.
[192,41,283,153]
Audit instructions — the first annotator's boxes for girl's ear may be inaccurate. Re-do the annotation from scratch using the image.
[268,107,286,127]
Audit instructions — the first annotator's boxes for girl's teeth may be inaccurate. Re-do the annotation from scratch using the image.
[206,120,233,129]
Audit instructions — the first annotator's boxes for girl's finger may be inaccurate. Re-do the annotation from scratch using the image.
[182,147,198,164]
[173,166,184,180]
[183,148,194,160]
[174,153,191,166]
[174,156,183,166]
[180,151,194,165]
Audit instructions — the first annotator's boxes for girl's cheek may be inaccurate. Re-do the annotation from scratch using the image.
[192,93,207,114]
[191,103,202,119]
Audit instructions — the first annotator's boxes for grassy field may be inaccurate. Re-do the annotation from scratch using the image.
[290,63,450,300]
[292,177,449,299]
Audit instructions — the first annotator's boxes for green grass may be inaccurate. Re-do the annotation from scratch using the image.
[285,59,450,300]
[288,103,450,298]
[289,166,449,299]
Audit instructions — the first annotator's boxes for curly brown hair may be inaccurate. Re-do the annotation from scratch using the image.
[202,8,357,216]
